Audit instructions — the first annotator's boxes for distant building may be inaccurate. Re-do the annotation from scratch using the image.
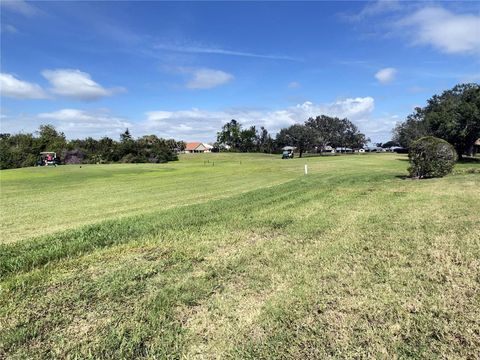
[185,142,213,153]
[363,146,385,152]
[390,146,408,153]
[336,147,353,153]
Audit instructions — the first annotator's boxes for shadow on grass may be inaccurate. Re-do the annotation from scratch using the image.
[458,157,480,164]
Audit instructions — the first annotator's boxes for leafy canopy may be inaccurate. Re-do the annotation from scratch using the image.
[394,83,480,157]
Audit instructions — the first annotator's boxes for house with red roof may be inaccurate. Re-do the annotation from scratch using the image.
[184,142,213,153]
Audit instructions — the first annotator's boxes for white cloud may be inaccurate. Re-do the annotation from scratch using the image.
[1,0,42,17]
[184,68,234,90]
[37,109,132,138]
[397,7,480,55]
[1,109,131,139]
[375,67,397,84]
[261,98,375,131]
[327,97,375,118]
[142,97,376,141]
[42,69,126,101]
[143,108,226,140]
[3,97,396,142]
[38,109,96,121]
[0,73,48,99]
[356,114,399,135]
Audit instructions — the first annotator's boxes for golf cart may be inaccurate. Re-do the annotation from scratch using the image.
[282,146,295,159]
[38,152,59,167]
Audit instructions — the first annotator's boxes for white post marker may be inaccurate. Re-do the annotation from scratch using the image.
[304,164,308,175]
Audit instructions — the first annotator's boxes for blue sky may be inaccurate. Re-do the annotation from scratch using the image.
[1,1,479,143]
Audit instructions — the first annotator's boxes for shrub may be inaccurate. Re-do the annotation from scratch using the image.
[408,136,457,178]
[120,153,138,163]
[62,149,85,164]
[21,154,37,168]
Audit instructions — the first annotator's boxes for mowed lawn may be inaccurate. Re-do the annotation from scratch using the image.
[1,153,305,244]
[1,153,479,358]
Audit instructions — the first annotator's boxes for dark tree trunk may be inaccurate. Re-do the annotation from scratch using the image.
[456,146,463,160]
[466,143,474,157]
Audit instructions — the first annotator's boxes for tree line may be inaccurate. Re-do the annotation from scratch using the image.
[2,83,477,169]
[215,120,275,153]
[0,125,183,169]
[216,116,369,157]
[393,83,480,158]
[216,83,480,159]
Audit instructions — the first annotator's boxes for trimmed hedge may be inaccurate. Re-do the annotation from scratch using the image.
[408,136,457,178]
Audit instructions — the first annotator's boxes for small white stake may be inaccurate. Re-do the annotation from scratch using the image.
[304,164,308,175]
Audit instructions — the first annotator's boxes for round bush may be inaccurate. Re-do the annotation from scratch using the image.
[408,136,457,178]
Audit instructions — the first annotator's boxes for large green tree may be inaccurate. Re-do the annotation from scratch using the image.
[216,119,242,150]
[393,109,428,149]
[305,115,369,151]
[216,121,274,153]
[0,133,39,169]
[394,83,480,157]
[37,124,67,155]
[257,126,274,153]
[276,124,316,158]
[239,126,257,152]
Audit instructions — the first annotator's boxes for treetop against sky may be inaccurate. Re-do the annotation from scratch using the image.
[1,0,479,143]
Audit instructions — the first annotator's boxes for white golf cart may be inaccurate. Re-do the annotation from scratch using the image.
[282,146,295,159]
[38,152,58,167]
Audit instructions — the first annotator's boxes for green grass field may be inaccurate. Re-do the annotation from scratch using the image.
[1,153,479,359]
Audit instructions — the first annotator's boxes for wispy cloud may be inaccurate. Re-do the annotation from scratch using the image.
[182,68,234,90]
[288,81,301,89]
[396,7,480,55]
[154,43,299,61]
[1,0,43,17]
[341,0,402,22]
[1,24,18,34]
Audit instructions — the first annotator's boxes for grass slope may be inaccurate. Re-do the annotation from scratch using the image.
[1,153,479,358]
